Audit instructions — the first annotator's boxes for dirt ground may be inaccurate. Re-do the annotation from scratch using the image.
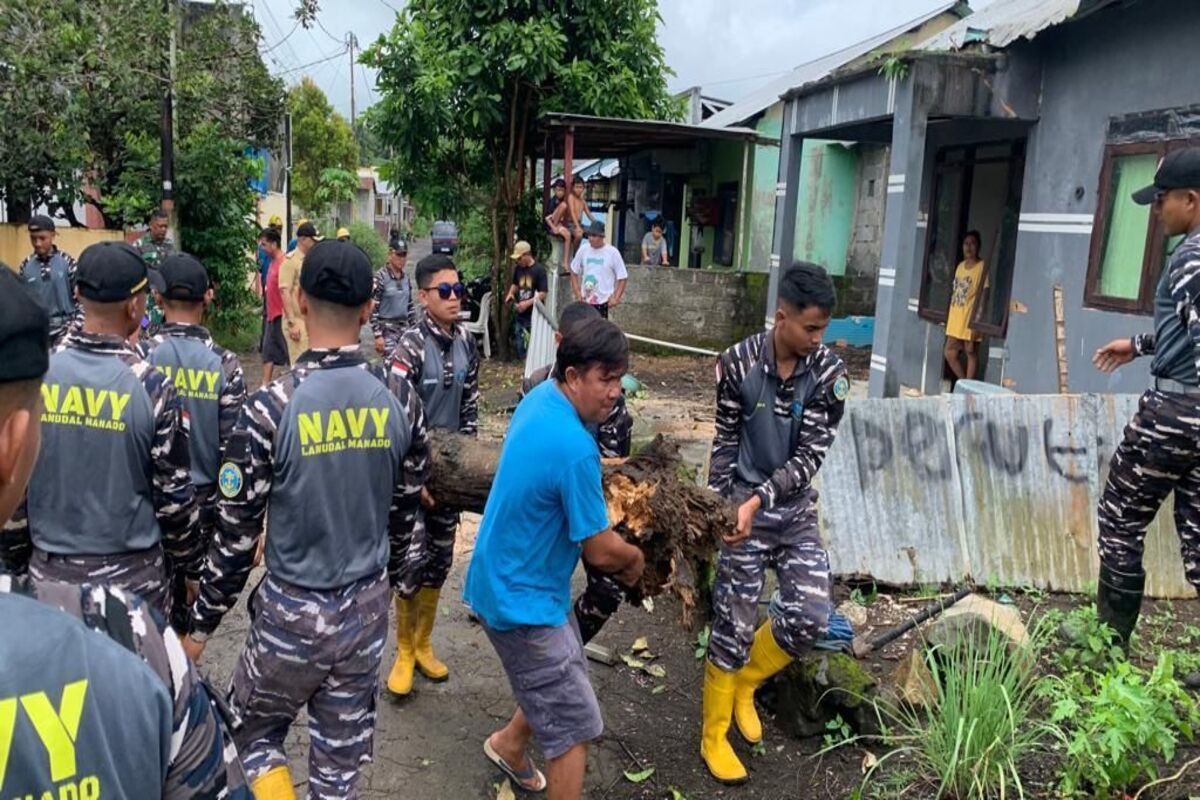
[214,344,1166,799]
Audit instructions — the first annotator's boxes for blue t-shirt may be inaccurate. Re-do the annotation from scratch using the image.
[463,380,610,630]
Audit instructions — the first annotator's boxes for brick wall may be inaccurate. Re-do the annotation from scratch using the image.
[555,264,768,351]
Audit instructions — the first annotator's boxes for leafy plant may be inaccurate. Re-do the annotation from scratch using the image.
[1052,604,1123,675]
[850,583,878,607]
[694,626,710,660]
[823,713,854,749]
[1043,652,1200,797]
[346,222,388,268]
[877,55,909,81]
[861,617,1050,799]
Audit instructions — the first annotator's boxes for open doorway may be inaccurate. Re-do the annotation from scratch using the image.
[918,140,1026,387]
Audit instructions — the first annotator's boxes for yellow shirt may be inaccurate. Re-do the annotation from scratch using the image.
[278,249,309,362]
[945,259,985,341]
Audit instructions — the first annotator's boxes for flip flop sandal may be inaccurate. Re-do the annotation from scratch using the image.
[483,736,547,793]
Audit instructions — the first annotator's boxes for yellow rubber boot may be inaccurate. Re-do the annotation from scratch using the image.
[251,766,296,800]
[733,623,795,744]
[385,595,416,696]
[414,587,449,681]
[700,661,748,784]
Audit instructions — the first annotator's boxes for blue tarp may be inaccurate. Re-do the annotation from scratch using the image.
[825,316,874,347]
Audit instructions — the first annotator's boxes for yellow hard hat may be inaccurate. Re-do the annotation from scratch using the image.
[336,227,351,240]
[268,214,282,227]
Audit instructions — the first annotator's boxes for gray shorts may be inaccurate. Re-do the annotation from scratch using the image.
[262,316,290,366]
[484,619,603,760]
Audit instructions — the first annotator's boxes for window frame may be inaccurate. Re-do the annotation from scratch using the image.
[1084,139,1197,314]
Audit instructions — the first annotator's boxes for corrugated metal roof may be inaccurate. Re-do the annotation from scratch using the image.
[699,1,962,130]
[920,0,1122,51]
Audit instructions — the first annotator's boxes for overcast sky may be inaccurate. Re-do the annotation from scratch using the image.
[250,0,996,120]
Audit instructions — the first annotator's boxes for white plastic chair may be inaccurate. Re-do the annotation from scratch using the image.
[463,290,492,359]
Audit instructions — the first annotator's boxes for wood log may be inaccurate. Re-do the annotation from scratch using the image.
[427,431,735,626]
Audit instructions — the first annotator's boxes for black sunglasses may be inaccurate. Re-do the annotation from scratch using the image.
[433,282,465,300]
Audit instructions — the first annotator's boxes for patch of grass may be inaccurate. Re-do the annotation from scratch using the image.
[208,307,261,354]
[860,616,1050,800]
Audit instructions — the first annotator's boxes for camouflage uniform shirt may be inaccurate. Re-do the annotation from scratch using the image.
[391,311,480,435]
[191,346,430,636]
[18,247,81,340]
[708,333,847,509]
[138,322,248,477]
[0,574,250,798]
[1,331,200,576]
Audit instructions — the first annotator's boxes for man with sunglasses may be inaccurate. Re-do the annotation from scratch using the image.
[386,253,480,696]
[0,242,200,623]
[1092,147,1200,654]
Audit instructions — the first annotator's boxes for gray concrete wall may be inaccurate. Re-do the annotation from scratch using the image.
[553,265,768,351]
[1005,0,1200,393]
[839,144,889,316]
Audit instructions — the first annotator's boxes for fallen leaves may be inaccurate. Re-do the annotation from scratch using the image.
[623,766,655,783]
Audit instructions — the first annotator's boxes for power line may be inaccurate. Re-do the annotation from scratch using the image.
[278,45,348,76]
[262,21,300,54]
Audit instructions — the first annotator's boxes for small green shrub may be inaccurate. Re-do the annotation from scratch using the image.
[346,221,388,268]
[1043,652,1200,798]
[1051,604,1123,674]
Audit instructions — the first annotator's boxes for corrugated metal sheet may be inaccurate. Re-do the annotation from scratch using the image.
[817,393,1193,597]
[919,0,1122,51]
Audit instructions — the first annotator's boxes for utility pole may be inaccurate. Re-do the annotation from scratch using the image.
[284,112,293,242]
[348,32,358,130]
[161,0,178,241]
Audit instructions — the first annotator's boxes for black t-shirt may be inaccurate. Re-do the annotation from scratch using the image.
[512,262,548,322]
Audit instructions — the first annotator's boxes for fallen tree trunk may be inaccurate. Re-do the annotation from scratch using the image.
[428,431,733,626]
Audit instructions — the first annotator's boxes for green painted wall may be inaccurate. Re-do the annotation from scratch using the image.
[744,106,783,273]
[692,139,745,268]
[793,141,858,276]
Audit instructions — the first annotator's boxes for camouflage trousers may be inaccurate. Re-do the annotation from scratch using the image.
[28,544,170,620]
[397,507,458,596]
[376,321,407,358]
[1098,389,1200,585]
[229,571,390,799]
[573,561,627,644]
[707,491,831,672]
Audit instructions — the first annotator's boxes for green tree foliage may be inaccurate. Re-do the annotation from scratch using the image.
[314,167,359,222]
[364,0,679,355]
[0,0,283,227]
[288,78,358,215]
[175,123,260,342]
[346,221,388,268]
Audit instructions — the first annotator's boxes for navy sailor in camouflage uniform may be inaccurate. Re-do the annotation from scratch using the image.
[385,253,479,696]
[17,214,81,344]
[1093,148,1200,650]
[520,301,634,643]
[139,253,247,630]
[183,240,430,800]
[701,262,848,785]
[1,241,199,621]
[370,235,417,358]
[0,268,249,800]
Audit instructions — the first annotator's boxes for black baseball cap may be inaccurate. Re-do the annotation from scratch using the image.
[586,221,605,237]
[76,241,150,302]
[389,236,408,253]
[300,240,372,305]
[27,215,55,234]
[1132,148,1200,205]
[296,221,323,240]
[0,268,50,382]
[158,253,211,301]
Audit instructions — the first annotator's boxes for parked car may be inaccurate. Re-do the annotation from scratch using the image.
[431,220,459,254]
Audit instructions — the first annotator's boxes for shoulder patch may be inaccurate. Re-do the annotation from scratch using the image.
[218,462,244,499]
[832,374,850,401]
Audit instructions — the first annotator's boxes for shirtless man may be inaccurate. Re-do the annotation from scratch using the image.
[546,179,594,272]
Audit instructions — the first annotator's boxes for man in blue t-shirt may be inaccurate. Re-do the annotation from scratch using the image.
[464,317,644,799]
